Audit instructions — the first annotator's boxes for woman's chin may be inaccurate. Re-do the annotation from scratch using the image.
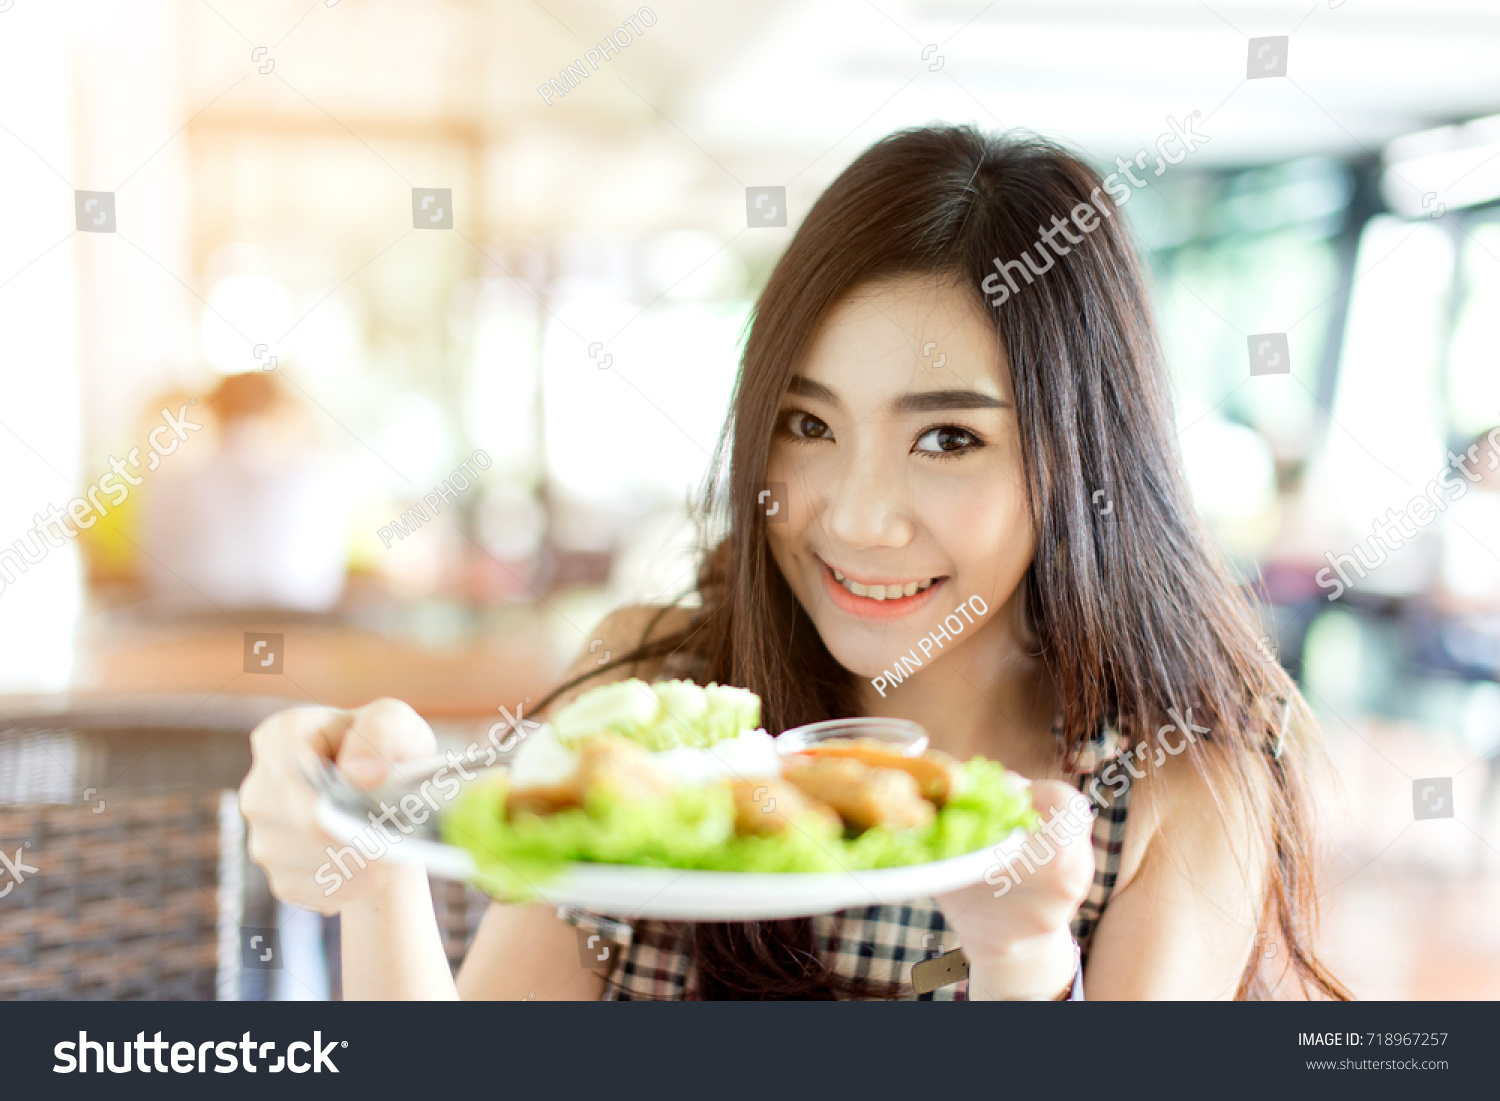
[821,636,926,685]
[797,590,951,684]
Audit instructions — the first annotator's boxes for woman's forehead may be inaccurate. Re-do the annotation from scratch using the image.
[798,274,1011,400]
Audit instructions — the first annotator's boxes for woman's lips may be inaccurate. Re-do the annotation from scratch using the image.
[818,559,947,621]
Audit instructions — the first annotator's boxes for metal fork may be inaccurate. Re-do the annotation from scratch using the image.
[301,754,502,842]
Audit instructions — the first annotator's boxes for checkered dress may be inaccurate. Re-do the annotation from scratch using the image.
[559,719,1131,1000]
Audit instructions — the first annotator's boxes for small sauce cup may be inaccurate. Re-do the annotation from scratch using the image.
[774,717,930,757]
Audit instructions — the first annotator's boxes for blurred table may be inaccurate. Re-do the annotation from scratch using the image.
[72,616,564,721]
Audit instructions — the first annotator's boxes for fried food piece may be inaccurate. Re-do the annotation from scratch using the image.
[577,734,676,802]
[729,778,843,837]
[800,738,961,804]
[782,756,936,833]
[505,779,581,818]
[506,734,674,818]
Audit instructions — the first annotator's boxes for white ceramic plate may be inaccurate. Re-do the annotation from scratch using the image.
[315,799,1030,920]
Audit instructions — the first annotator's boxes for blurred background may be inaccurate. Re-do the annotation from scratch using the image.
[2,0,1499,999]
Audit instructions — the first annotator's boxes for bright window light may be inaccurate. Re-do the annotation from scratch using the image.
[201,273,294,376]
[1446,222,1500,435]
[1383,111,1500,217]
[1321,216,1453,537]
[541,286,746,505]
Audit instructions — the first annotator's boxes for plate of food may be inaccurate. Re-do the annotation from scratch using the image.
[312,679,1039,920]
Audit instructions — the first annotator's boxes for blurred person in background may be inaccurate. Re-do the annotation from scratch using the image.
[139,370,349,612]
[76,387,202,592]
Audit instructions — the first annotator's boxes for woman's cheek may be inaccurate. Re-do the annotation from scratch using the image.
[923,475,1032,601]
[762,508,800,590]
[759,464,816,601]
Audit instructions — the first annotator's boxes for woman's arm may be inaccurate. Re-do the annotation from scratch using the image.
[341,865,461,999]
[455,904,603,1000]
[1082,747,1270,999]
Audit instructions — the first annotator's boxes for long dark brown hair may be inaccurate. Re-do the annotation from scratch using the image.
[539,124,1348,1000]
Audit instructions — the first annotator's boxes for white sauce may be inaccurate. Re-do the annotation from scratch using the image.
[507,723,782,790]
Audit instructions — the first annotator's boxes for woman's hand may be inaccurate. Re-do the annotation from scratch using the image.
[238,698,438,915]
[934,779,1095,999]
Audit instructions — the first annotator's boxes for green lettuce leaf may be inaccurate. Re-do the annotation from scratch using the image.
[550,678,761,751]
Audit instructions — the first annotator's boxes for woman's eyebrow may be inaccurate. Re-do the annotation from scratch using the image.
[786,376,841,406]
[786,377,1007,413]
[892,389,1008,413]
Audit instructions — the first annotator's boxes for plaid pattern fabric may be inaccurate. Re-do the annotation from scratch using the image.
[559,720,1130,1000]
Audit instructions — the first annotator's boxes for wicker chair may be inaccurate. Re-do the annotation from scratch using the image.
[0,695,495,1000]
[0,695,289,999]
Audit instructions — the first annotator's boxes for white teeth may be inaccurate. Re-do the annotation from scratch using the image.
[832,570,937,601]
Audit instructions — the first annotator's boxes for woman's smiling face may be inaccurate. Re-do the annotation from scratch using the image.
[764,273,1036,680]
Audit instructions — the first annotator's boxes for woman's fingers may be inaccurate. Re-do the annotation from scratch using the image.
[239,699,435,913]
[1028,778,1087,814]
[335,698,438,787]
[242,708,333,817]
[245,705,353,810]
[1026,779,1098,907]
[930,774,1099,972]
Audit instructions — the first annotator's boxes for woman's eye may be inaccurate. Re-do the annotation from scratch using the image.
[781,410,832,441]
[913,425,982,455]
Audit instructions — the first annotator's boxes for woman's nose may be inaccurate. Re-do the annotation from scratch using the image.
[821,451,915,550]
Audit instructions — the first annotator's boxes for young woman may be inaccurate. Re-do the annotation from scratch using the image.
[239,124,1348,1001]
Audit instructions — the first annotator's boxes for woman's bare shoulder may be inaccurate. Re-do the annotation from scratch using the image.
[1116,729,1272,893]
[594,603,699,649]
[546,604,702,711]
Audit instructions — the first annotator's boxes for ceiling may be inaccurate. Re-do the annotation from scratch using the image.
[155,0,1500,235]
